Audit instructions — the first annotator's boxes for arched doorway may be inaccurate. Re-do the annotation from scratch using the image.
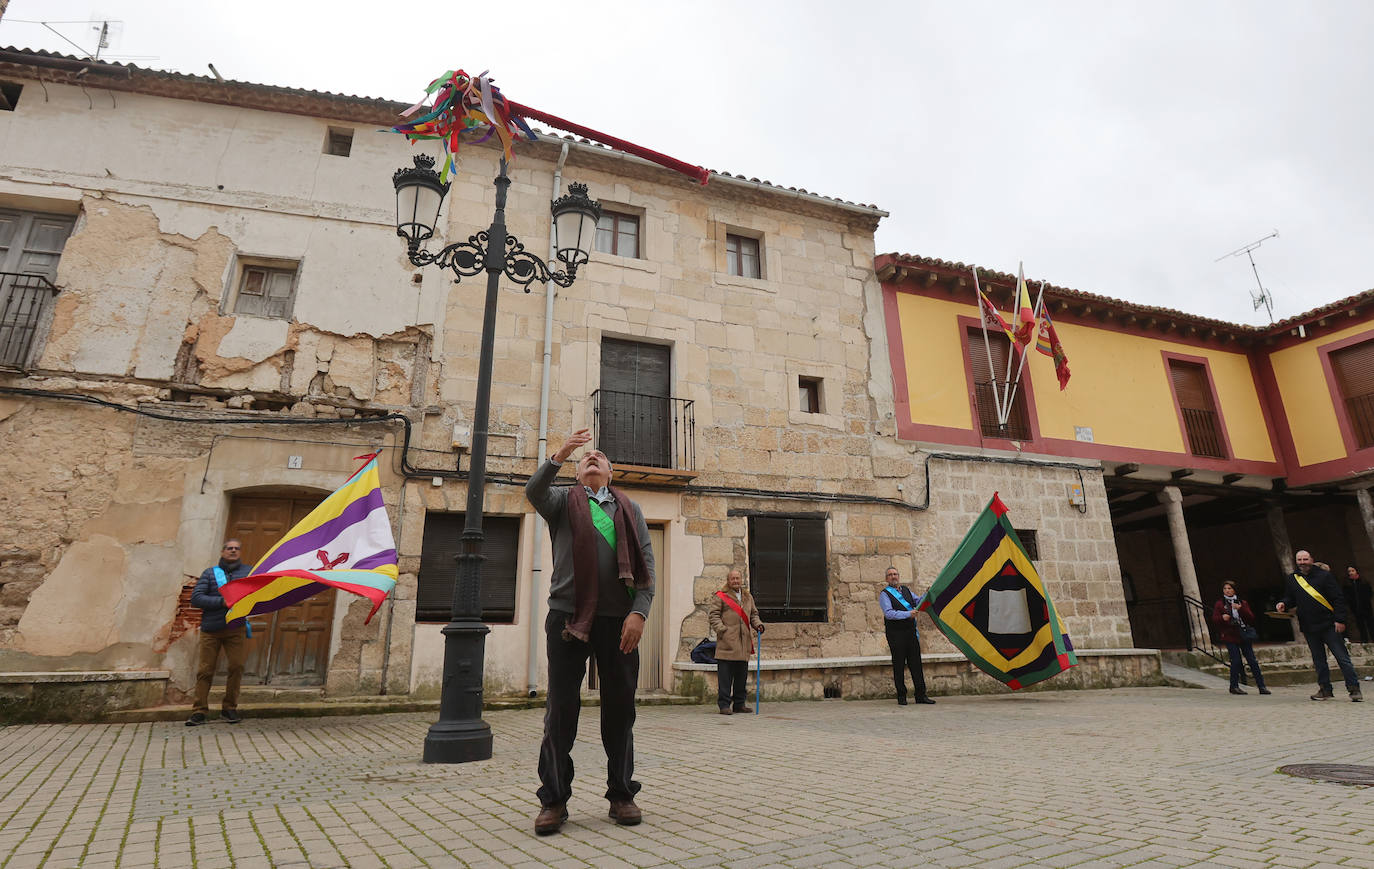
[221,492,335,686]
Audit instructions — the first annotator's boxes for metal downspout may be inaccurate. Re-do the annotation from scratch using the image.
[527,142,569,696]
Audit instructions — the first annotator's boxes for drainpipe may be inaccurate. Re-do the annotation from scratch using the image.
[527,142,570,696]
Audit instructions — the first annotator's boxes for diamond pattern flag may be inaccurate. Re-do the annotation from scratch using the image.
[919,493,1077,689]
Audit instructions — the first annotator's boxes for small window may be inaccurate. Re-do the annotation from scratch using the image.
[798,376,822,414]
[595,211,639,258]
[233,263,298,319]
[417,513,520,623]
[726,233,761,279]
[324,126,354,157]
[1013,529,1039,561]
[0,81,20,112]
[748,515,828,622]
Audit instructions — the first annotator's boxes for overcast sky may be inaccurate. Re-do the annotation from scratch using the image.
[4,1,1372,325]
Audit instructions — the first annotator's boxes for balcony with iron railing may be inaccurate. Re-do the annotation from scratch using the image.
[1344,392,1374,449]
[591,389,696,485]
[0,272,59,370]
[1180,407,1225,458]
[973,381,1032,441]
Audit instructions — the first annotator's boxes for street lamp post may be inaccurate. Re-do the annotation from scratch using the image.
[393,153,601,764]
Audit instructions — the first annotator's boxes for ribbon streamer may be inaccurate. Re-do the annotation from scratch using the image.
[390,69,708,185]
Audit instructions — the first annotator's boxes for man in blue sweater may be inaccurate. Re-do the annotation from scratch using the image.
[186,539,253,725]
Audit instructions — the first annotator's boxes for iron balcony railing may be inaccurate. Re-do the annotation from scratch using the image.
[0,272,59,369]
[591,389,695,471]
[973,381,1032,441]
[1181,407,1226,458]
[1344,392,1374,449]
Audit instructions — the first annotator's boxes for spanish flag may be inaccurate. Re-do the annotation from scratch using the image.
[221,453,399,625]
[1036,309,1071,390]
[978,288,1014,341]
[919,493,1077,689]
[1013,262,1036,350]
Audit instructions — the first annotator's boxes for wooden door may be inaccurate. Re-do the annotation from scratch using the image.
[223,495,334,685]
[636,525,665,691]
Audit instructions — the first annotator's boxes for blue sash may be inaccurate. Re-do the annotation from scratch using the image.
[214,566,252,637]
[884,587,914,611]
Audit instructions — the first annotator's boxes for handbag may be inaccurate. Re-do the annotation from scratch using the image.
[1238,624,1259,643]
[690,638,717,664]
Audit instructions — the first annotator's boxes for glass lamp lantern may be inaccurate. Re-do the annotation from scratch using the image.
[393,154,450,249]
[550,182,603,270]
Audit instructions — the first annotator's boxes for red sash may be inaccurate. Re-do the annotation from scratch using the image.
[715,591,755,655]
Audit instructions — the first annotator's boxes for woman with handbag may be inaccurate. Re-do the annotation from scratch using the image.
[1211,581,1269,695]
[707,568,765,715]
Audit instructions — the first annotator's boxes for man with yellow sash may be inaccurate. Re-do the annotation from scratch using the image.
[1276,550,1362,701]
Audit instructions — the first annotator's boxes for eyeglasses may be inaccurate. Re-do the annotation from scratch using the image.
[223,546,241,551]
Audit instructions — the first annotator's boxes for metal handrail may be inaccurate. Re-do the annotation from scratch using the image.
[1181,594,1226,664]
[0,272,60,369]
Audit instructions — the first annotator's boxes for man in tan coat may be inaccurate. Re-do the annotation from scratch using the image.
[708,568,765,714]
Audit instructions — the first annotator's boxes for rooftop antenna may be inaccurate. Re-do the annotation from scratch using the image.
[1215,230,1278,324]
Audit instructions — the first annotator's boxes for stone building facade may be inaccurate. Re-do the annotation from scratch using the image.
[1,49,1164,721]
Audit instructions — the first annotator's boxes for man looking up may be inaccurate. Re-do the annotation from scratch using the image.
[526,428,656,834]
[1277,550,1362,702]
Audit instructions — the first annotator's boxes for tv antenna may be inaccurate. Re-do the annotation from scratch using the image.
[1215,230,1278,323]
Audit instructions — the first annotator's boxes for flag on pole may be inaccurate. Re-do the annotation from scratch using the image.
[1013,263,1036,350]
[222,453,399,625]
[1035,310,1072,390]
[978,289,1014,341]
[918,493,1077,689]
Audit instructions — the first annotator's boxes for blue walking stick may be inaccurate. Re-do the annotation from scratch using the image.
[754,630,762,715]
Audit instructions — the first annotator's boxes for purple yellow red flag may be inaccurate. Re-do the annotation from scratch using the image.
[1013,262,1036,350]
[1036,310,1071,390]
[221,453,398,625]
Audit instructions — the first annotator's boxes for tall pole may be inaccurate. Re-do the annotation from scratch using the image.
[423,159,512,763]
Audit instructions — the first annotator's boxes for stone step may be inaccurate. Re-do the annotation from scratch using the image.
[102,691,703,723]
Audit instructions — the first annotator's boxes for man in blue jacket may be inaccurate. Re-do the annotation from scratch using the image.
[1277,550,1363,702]
[187,539,253,725]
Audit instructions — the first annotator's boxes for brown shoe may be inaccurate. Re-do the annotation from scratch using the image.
[1310,689,1334,701]
[718,707,733,715]
[534,803,567,835]
[608,799,642,826]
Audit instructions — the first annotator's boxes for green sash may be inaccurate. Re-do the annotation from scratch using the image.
[590,498,634,599]
[589,499,616,550]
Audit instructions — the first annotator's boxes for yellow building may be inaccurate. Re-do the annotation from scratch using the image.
[878,253,1374,650]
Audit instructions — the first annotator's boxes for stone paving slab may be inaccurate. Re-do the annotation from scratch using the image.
[0,685,1369,867]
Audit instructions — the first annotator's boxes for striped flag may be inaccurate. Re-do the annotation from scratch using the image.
[978,288,1014,341]
[1013,263,1036,350]
[1036,310,1071,390]
[919,493,1077,690]
[222,453,399,625]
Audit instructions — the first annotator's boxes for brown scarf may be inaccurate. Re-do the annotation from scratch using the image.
[564,485,653,642]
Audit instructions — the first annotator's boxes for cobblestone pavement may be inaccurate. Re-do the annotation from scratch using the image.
[0,685,1370,868]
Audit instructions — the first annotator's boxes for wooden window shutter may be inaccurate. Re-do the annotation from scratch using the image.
[417,513,520,623]
[1330,340,1374,448]
[1168,361,1213,411]
[748,516,828,622]
[965,327,1031,440]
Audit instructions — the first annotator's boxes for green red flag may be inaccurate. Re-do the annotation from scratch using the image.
[919,493,1077,689]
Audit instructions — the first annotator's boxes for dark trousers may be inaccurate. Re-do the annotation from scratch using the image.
[1304,627,1360,692]
[717,659,749,711]
[1224,642,1265,690]
[885,622,927,701]
[1355,611,1374,644]
[538,611,640,807]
